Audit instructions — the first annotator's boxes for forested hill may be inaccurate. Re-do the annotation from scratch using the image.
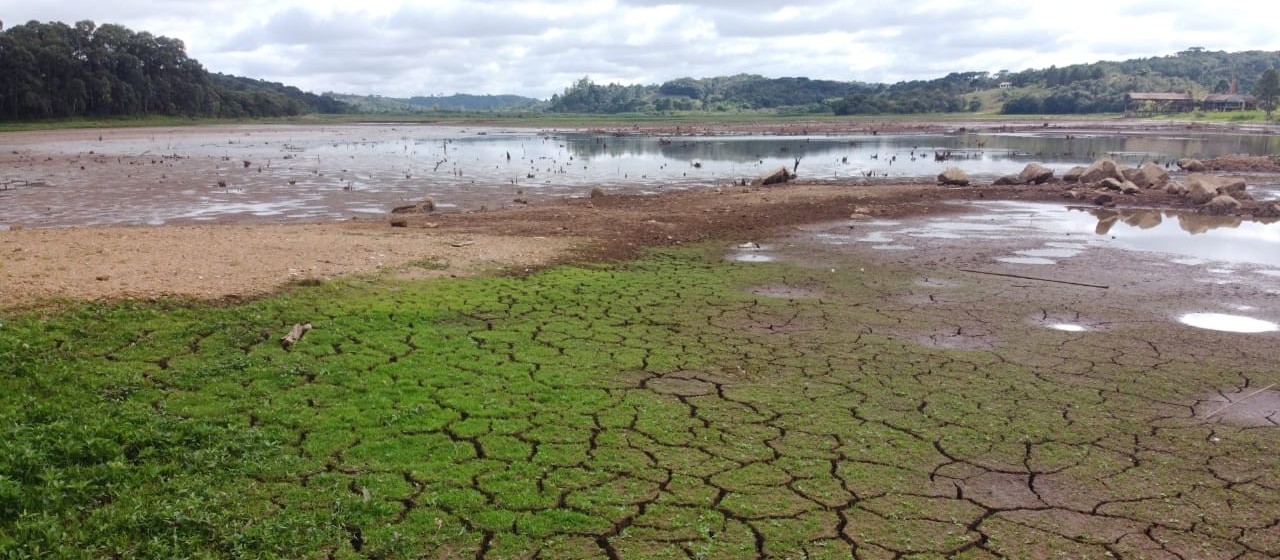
[0,20,350,121]
[548,49,1280,115]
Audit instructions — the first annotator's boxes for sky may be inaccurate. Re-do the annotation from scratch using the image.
[3,0,1279,99]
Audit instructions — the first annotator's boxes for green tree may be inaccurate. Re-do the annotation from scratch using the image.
[1253,68,1280,120]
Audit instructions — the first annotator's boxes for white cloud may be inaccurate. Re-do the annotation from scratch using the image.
[1,0,1278,98]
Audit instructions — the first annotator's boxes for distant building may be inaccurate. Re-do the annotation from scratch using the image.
[1125,92,1196,115]
[1202,93,1257,111]
[998,82,1013,89]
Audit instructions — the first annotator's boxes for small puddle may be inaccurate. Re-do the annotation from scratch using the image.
[1048,323,1088,332]
[732,253,776,263]
[1179,313,1279,333]
[1017,248,1082,259]
[872,244,915,251]
[998,257,1056,265]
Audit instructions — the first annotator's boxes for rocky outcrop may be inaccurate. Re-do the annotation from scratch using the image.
[1186,174,1249,201]
[1017,163,1054,185]
[1176,158,1206,172]
[937,167,969,186]
[754,167,794,186]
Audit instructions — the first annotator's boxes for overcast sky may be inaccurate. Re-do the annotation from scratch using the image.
[4,0,1279,99]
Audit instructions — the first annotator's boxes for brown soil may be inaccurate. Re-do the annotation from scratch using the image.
[1203,154,1280,173]
[0,158,1261,310]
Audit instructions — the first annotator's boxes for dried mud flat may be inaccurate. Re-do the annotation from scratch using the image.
[3,124,1280,558]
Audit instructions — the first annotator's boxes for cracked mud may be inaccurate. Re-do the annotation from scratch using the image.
[4,233,1278,559]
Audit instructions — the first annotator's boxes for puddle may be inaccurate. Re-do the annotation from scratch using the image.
[1196,389,1280,427]
[1016,248,1082,258]
[1048,324,1088,332]
[1179,313,1279,333]
[871,244,915,251]
[998,257,1056,265]
[732,253,776,263]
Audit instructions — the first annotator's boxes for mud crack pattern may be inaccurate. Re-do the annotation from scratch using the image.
[1,246,1277,558]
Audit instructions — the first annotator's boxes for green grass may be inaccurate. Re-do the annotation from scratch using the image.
[1,245,1275,558]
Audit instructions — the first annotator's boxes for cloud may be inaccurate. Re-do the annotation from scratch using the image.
[3,0,1279,98]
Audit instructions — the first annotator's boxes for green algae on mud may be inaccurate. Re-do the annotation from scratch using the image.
[1,244,1277,558]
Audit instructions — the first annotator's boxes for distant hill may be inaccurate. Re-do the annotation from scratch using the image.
[329,93,544,113]
[0,20,350,121]
[547,49,1280,116]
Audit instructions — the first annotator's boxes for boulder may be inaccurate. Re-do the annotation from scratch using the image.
[1079,159,1123,183]
[754,166,794,186]
[1139,163,1170,189]
[1100,178,1125,191]
[1203,195,1242,215]
[993,174,1019,186]
[1215,177,1249,198]
[1176,158,1206,172]
[1120,181,1141,195]
[937,167,970,186]
[1165,181,1187,195]
[1093,193,1115,206]
[1017,163,1054,185]
[1063,166,1087,183]
[1185,177,1217,204]
[1120,167,1149,189]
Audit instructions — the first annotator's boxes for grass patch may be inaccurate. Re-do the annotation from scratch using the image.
[1,244,1274,557]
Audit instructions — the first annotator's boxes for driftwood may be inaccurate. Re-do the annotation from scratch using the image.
[281,323,312,350]
[1205,384,1277,419]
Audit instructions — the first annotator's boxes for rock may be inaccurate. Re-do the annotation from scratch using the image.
[389,197,435,215]
[1093,193,1115,206]
[1139,163,1170,189]
[1185,176,1217,204]
[1017,163,1054,185]
[1100,178,1125,191]
[589,187,605,198]
[1120,167,1148,188]
[993,174,1019,186]
[754,166,794,186]
[1177,158,1206,172]
[1079,159,1123,183]
[1203,195,1242,214]
[1063,166,1087,183]
[389,218,408,227]
[937,167,969,186]
[1120,181,1141,195]
[1165,181,1187,195]
[1214,177,1249,198]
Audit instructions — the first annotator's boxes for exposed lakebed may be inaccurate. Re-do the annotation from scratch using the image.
[2,124,1279,228]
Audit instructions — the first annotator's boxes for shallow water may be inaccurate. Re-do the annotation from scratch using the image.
[2,124,1279,228]
[1179,313,1279,333]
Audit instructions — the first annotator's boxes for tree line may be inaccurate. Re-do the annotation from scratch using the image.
[548,49,1280,116]
[0,20,349,121]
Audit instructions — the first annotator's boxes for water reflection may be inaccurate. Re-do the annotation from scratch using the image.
[1179,313,1279,333]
